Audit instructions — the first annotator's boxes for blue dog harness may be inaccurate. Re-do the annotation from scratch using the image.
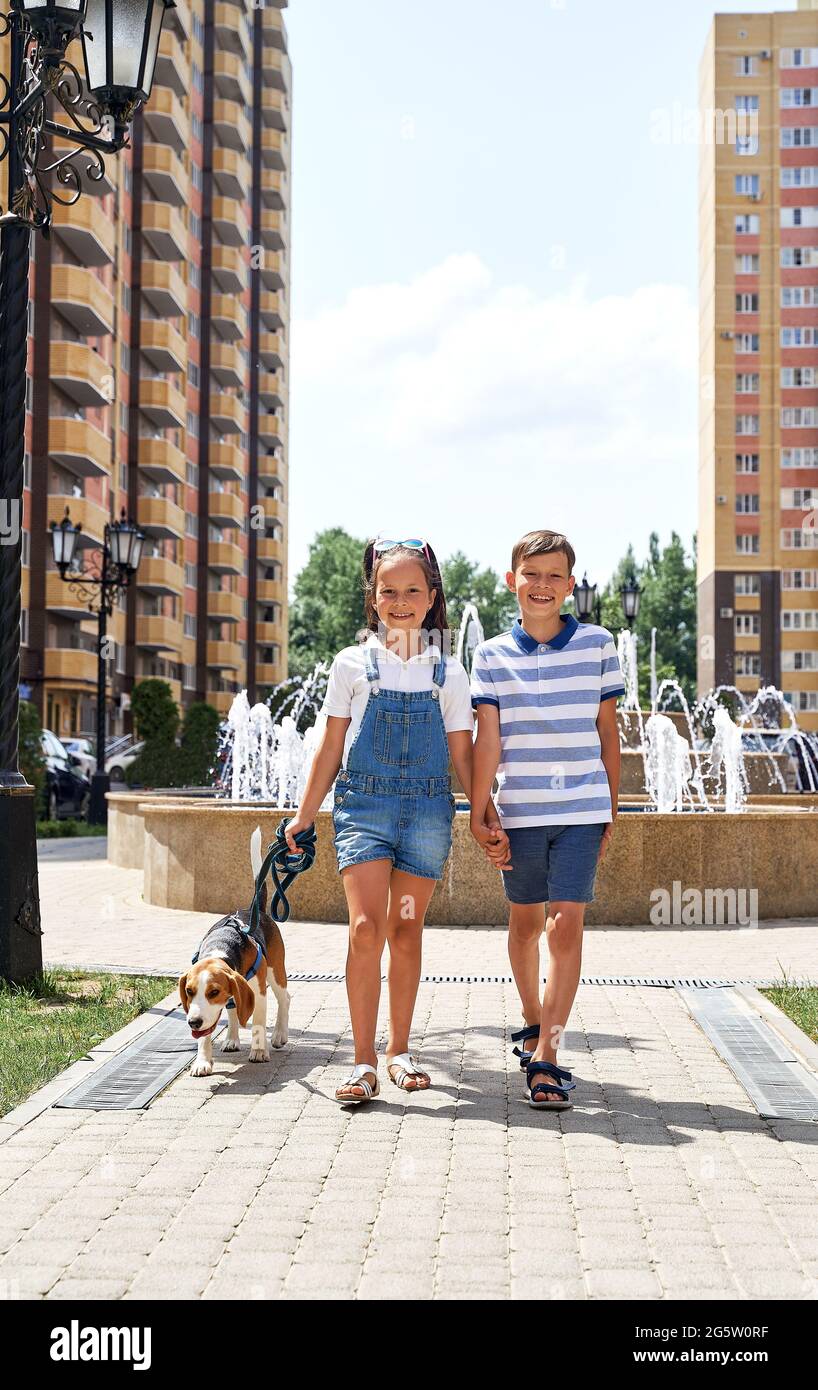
[190,923,263,1009]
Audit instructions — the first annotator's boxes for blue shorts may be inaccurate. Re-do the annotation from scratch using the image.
[332,781,455,881]
[501,822,606,905]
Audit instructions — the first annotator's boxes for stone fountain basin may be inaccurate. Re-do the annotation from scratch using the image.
[108,791,818,926]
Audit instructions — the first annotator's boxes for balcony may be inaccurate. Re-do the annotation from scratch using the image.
[257,534,284,564]
[211,341,245,388]
[259,252,286,291]
[140,260,187,318]
[258,370,283,406]
[142,143,187,206]
[258,292,285,331]
[261,128,287,170]
[209,392,246,433]
[255,662,281,687]
[215,2,250,58]
[260,210,285,250]
[208,688,238,714]
[213,98,251,154]
[207,639,242,670]
[209,540,244,574]
[142,202,188,262]
[259,332,284,368]
[207,589,242,624]
[260,168,286,210]
[140,378,187,430]
[141,320,187,375]
[50,342,113,407]
[154,26,187,97]
[211,244,246,295]
[212,195,249,249]
[261,86,288,133]
[47,492,108,547]
[52,196,114,266]
[208,489,244,528]
[136,615,184,653]
[44,648,97,685]
[51,265,114,337]
[138,437,187,486]
[167,0,190,41]
[258,455,284,486]
[213,146,249,202]
[138,555,185,594]
[144,86,189,153]
[138,494,186,541]
[49,418,110,479]
[210,441,245,481]
[257,578,285,604]
[261,3,287,50]
[214,50,251,106]
[258,413,283,448]
[262,45,290,93]
[211,292,246,342]
[46,570,88,620]
[256,621,282,646]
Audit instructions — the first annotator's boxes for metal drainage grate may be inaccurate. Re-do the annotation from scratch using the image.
[287,971,766,988]
[54,1008,225,1111]
[679,986,818,1122]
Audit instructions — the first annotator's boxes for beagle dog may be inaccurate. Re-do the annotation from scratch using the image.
[179,827,290,1077]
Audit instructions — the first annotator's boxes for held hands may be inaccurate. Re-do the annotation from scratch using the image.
[470,817,512,870]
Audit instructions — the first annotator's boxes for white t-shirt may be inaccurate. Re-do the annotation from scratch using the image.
[321,634,474,769]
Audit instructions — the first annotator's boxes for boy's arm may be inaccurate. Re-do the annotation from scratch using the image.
[470,704,511,868]
[596,696,620,859]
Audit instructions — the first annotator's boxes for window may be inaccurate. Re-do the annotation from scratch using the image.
[121,344,130,375]
[782,287,818,307]
[736,494,760,513]
[736,333,759,353]
[781,127,817,147]
[782,569,818,590]
[186,460,199,486]
[25,376,32,413]
[736,135,759,156]
[781,87,817,106]
[21,530,30,566]
[192,63,204,93]
[188,312,200,338]
[736,374,759,393]
[123,224,132,256]
[735,214,760,234]
[782,650,818,671]
[184,614,196,638]
[186,411,199,438]
[735,254,759,273]
[781,49,818,69]
[782,447,818,468]
[191,163,203,192]
[736,415,759,435]
[23,451,31,488]
[736,56,758,76]
[735,614,760,636]
[189,362,200,389]
[736,292,759,313]
[780,207,818,228]
[735,174,760,195]
[735,95,759,112]
[791,691,818,712]
[736,534,760,554]
[190,212,201,242]
[781,166,818,188]
[735,575,761,595]
[782,327,818,347]
[782,609,818,631]
[782,487,815,509]
[20,609,28,645]
[123,161,132,194]
[736,454,759,473]
[192,112,203,144]
[185,563,197,587]
[782,408,818,428]
[782,368,817,388]
[781,248,818,268]
[735,653,761,676]
[120,401,128,431]
[781,528,818,549]
[185,513,198,537]
[183,664,196,689]
[189,263,201,290]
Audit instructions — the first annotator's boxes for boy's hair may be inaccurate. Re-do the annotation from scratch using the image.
[510,530,575,576]
[362,540,449,635]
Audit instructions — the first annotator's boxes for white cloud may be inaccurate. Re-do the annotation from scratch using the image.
[289,254,698,590]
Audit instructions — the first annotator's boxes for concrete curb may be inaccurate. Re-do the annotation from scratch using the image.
[0,987,179,1144]
[735,984,818,1075]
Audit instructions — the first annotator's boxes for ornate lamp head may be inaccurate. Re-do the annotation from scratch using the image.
[80,0,176,131]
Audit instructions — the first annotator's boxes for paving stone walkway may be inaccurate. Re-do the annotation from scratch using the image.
[0,843,816,1301]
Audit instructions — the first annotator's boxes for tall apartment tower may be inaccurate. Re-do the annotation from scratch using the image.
[10,0,291,741]
[698,0,818,731]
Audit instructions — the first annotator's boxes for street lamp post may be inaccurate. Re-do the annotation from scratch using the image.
[574,572,602,626]
[0,0,174,981]
[620,575,642,631]
[50,508,144,823]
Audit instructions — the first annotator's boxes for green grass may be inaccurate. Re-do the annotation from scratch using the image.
[36,820,107,838]
[0,969,175,1117]
[761,979,818,1045]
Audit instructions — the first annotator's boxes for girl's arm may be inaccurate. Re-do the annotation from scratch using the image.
[284,716,350,852]
[596,696,620,860]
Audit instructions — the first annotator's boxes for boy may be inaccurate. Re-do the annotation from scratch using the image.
[469,530,624,1108]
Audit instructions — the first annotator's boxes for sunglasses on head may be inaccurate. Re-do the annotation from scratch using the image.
[372,537,430,557]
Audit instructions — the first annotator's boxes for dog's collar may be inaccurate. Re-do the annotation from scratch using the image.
[225,943,263,1009]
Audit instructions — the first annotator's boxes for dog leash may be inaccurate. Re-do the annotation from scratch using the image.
[249,818,317,927]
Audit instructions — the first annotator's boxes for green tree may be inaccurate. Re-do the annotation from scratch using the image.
[179,702,222,785]
[288,527,367,675]
[19,699,45,812]
[441,551,518,643]
[130,678,179,744]
[597,532,697,706]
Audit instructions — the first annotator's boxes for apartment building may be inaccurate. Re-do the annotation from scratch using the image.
[698,0,818,730]
[10,0,290,741]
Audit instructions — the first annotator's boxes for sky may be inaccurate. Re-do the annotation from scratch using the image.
[284,0,800,590]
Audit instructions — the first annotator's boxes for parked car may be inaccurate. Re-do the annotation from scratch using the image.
[105,740,144,783]
[63,737,96,777]
[40,729,91,821]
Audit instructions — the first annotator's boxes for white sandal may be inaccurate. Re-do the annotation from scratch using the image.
[387,1053,431,1091]
[335,1063,379,1105]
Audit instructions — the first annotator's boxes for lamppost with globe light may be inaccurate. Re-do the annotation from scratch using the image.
[0,0,175,982]
[49,507,144,824]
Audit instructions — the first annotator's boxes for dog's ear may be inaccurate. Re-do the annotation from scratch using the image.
[228,971,255,1027]
[178,972,189,1014]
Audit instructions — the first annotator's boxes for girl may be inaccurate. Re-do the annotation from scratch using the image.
[285,537,505,1103]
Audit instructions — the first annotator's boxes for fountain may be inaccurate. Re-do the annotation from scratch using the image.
[106,614,818,926]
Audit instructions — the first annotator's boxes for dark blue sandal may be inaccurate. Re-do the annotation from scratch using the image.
[525,1059,576,1111]
[511,1024,540,1069]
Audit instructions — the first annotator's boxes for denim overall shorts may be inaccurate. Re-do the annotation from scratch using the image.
[332,647,456,880]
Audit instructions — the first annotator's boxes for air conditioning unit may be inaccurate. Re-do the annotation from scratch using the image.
[720,607,734,619]
[717,494,728,504]
[749,192,762,202]
[760,49,772,60]
[720,331,735,340]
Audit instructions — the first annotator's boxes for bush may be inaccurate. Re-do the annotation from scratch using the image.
[130,678,179,745]
[36,820,107,839]
[19,700,45,804]
[125,699,222,789]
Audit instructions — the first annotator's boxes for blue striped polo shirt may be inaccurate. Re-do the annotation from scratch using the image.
[470,615,625,828]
